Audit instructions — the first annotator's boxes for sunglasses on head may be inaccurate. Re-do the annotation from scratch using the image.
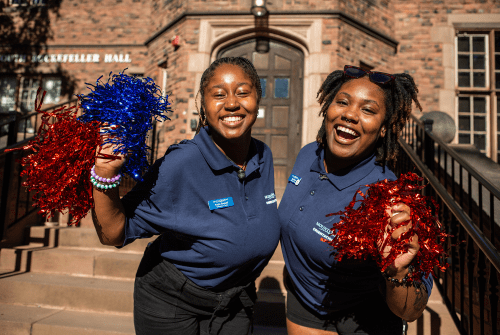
[343,65,395,85]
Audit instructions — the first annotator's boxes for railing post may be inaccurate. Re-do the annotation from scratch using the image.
[422,119,435,173]
[150,121,157,165]
[0,115,19,242]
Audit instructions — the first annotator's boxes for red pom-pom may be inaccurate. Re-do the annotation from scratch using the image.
[7,89,101,225]
[322,172,449,284]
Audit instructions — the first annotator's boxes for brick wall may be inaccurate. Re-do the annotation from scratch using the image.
[146,17,201,155]
[1,0,151,103]
[147,0,397,147]
[3,0,499,155]
[149,0,394,38]
[393,0,500,113]
[49,0,151,45]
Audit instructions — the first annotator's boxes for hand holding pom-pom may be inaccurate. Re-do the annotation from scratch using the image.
[94,125,127,177]
[323,172,450,285]
[78,71,171,181]
[378,203,420,278]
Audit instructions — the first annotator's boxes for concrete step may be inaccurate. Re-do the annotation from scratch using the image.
[255,260,286,303]
[0,302,287,335]
[406,284,460,335]
[1,246,286,285]
[0,272,133,314]
[0,263,285,314]
[56,227,285,262]
[57,227,154,252]
[0,246,143,279]
[28,226,59,247]
[0,244,45,272]
[0,303,134,335]
[24,226,154,253]
[28,247,142,279]
[26,225,284,262]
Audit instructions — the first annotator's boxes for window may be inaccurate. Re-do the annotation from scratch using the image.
[42,77,62,104]
[0,75,63,115]
[0,76,17,114]
[10,0,47,6]
[455,31,500,160]
[19,77,40,113]
[190,119,197,131]
[9,0,30,5]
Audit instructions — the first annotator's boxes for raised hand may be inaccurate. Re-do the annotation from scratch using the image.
[379,203,420,275]
[94,126,127,177]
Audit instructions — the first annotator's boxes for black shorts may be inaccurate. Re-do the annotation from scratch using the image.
[286,281,403,335]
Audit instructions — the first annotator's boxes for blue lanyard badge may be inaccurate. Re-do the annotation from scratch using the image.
[208,197,234,210]
[288,174,302,186]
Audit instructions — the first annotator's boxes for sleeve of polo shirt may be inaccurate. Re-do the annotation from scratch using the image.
[422,273,433,299]
[120,146,183,246]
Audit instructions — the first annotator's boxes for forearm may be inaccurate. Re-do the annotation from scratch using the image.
[384,268,428,321]
[91,168,126,246]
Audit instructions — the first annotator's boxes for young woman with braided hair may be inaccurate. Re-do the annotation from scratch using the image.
[92,56,280,334]
[278,65,433,335]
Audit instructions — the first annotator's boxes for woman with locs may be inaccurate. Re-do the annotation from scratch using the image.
[279,65,434,335]
[91,57,280,335]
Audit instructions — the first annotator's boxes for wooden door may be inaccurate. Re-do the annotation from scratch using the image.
[218,39,304,200]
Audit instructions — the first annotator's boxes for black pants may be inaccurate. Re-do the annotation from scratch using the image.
[134,238,256,335]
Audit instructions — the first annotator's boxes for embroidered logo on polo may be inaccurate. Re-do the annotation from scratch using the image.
[208,197,234,210]
[313,222,333,241]
[288,174,302,186]
[264,192,277,205]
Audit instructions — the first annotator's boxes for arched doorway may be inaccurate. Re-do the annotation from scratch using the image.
[218,39,304,200]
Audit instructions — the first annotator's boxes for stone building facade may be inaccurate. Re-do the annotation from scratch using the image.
[1,0,500,192]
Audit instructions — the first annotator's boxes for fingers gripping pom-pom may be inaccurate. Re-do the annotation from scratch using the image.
[78,71,171,181]
[322,172,450,286]
[6,88,101,225]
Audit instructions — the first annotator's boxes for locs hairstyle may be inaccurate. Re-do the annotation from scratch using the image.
[195,57,262,134]
[315,69,422,166]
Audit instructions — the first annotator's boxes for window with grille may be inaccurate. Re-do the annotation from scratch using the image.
[455,31,500,160]
[10,0,47,6]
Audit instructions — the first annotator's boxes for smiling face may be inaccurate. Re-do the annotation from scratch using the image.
[324,76,387,171]
[203,64,259,143]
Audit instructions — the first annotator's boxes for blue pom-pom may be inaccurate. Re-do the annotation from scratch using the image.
[78,71,171,181]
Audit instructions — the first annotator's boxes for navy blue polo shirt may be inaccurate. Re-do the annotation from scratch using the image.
[121,127,280,291]
[279,142,433,314]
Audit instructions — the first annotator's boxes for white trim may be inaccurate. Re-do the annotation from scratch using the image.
[454,33,490,89]
[454,94,491,155]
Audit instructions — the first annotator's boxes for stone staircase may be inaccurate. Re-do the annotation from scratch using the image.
[0,217,287,335]
[0,214,458,335]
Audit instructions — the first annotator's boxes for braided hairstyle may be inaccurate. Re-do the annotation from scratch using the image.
[316,70,422,166]
[195,57,262,134]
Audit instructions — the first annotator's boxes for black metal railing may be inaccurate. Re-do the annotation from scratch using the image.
[396,114,500,335]
[0,102,73,242]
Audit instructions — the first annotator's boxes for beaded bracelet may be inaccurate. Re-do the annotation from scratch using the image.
[382,265,416,287]
[91,165,121,190]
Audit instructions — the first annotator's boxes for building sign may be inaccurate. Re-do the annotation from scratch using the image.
[0,53,132,63]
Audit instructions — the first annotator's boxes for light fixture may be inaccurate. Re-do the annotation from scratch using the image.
[255,37,270,53]
[251,0,267,17]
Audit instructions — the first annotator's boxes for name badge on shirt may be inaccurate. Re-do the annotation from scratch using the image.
[264,192,277,205]
[208,197,234,210]
[288,174,302,186]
